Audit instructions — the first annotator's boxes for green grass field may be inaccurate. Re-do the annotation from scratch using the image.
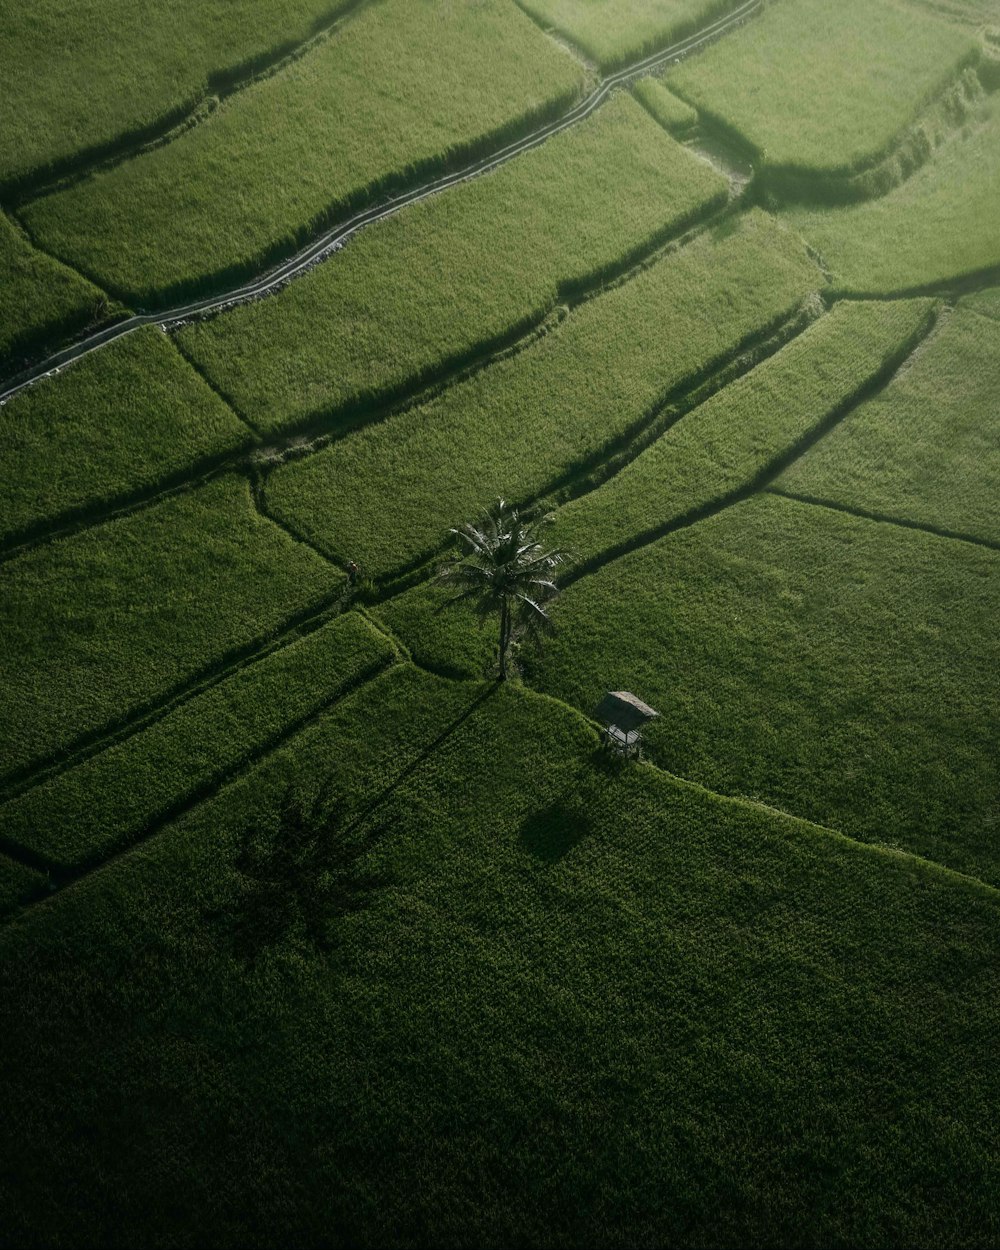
[667,0,978,191]
[0,612,394,871]
[0,328,253,544]
[0,474,339,786]
[534,495,1000,885]
[552,297,935,564]
[632,76,699,134]
[3,1,999,1244]
[0,211,110,368]
[178,94,727,435]
[518,0,744,69]
[777,305,1000,545]
[0,0,354,190]
[21,0,584,304]
[267,211,819,575]
[787,96,1000,293]
[1,664,997,1246]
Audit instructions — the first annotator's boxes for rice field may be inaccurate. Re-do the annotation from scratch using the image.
[3,1,999,1244]
[0,328,252,544]
[0,0,355,190]
[518,0,745,70]
[787,96,1000,293]
[20,0,585,304]
[266,211,819,574]
[667,0,978,186]
[178,94,728,435]
[0,211,109,367]
[0,474,339,785]
[776,304,1000,545]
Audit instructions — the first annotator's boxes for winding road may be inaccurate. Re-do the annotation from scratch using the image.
[0,0,761,405]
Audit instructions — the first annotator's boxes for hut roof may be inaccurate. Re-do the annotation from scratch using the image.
[593,690,660,732]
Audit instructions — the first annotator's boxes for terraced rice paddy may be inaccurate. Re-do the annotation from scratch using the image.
[178,94,728,435]
[518,0,746,69]
[265,211,819,574]
[788,95,1000,292]
[0,0,356,190]
[2,0,999,1245]
[20,0,585,303]
[667,0,981,198]
[0,328,252,544]
[0,210,109,364]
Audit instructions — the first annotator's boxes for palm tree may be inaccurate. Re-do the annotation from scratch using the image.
[437,498,568,681]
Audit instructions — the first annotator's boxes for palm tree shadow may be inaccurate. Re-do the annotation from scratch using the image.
[226,792,391,964]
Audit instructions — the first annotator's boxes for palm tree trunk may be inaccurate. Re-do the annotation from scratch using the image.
[498,598,509,681]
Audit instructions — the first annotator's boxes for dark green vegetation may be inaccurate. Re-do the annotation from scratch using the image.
[552,297,935,563]
[266,211,819,575]
[777,303,1000,546]
[0,210,109,367]
[179,93,728,434]
[536,495,1000,887]
[0,328,252,544]
[21,0,584,303]
[3,0,999,1244]
[0,474,339,785]
[0,0,354,190]
[667,0,979,196]
[1,667,998,1247]
[0,613,393,871]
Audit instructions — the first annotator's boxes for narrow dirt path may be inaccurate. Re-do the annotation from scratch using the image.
[0,0,761,405]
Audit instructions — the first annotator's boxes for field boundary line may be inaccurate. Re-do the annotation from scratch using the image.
[560,301,941,586]
[0,0,762,405]
[1,0,377,206]
[766,488,1000,554]
[2,651,398,914]
[0,584,355,807]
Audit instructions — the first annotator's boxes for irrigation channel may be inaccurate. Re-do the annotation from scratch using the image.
[0,0,761,405]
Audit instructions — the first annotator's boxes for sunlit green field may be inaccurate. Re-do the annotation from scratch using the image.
[1,0,998,1245]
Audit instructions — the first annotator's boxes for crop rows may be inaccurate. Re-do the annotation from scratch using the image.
[21,0,585,305]
[266,210,820,576]
[2,660,999,1247]
[777,300,1000,545]
[0,328,253,546]
[0,612,394,873]
[666,0,979,194]
[788,96,1000,294]
[0,0,358,192]
[0,473,340,788]
[179,93,729,436]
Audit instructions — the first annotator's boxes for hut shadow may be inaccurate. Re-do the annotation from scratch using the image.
[519,796,593,864]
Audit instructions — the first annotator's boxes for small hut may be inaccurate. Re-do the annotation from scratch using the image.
[594,691,660,758]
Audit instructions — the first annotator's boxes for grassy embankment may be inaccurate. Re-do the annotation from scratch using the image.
[379,296,935,665]
[0,328,253,545]
[0,211,110,368]
[0,612,394,874]
[0,664,997,1247]
[21,0,585,305]
[179,94,728,435]
[776,303,1000,544]
[266,211,820,576]
[787,97,1000,293]
[518,0,747,70]
[632,77,699,134]
[667,0,981,201]
[0,0,356,191]
[530,495,1000,884]
[0,474,340,787]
